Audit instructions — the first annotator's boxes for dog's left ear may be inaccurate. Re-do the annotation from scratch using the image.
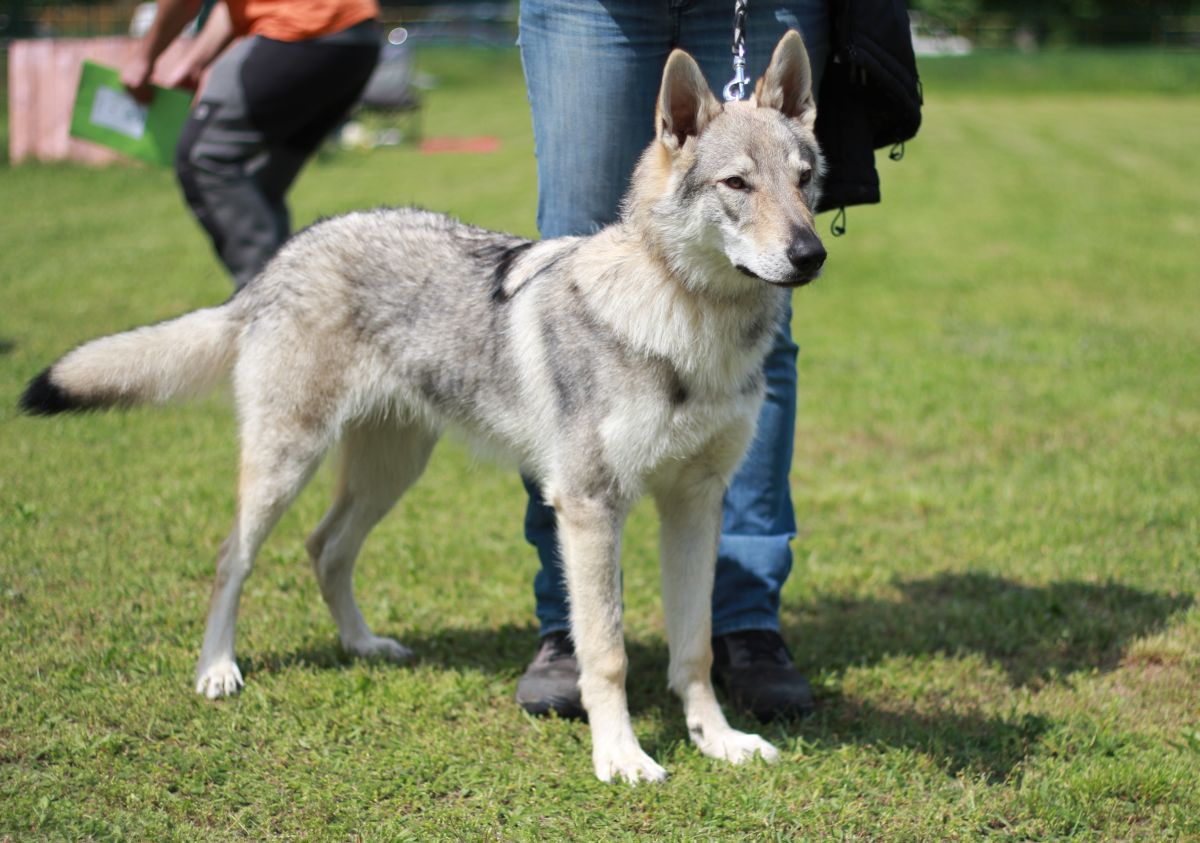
[755,30,816,131]
[657,49,722,153]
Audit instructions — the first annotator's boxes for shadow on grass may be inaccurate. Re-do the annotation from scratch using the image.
[373,571,1189,691]
[0,338,15,355]
[240,640,356,676]
[241,623,585,681]
[785,694,1052,782]
[242,572,1188,780]
[782,572,1193,687]
[762,571,1191,779]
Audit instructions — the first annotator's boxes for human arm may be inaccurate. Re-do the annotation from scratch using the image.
[160,2,236,93]
[121,0,205,102]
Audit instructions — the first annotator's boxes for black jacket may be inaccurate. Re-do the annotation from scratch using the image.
[814,0,923,214]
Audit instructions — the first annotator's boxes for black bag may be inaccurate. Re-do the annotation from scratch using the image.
[814,0,923,214]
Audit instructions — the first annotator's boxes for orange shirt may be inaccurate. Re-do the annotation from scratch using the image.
[226,0,379,42]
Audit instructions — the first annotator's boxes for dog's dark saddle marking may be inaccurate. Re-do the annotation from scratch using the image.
[485,241,535,302]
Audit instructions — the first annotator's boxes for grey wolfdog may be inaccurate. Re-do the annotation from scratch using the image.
[21,32,826,783]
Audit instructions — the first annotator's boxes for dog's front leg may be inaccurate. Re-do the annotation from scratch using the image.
[655,471,780,766]
[556,493,666,784]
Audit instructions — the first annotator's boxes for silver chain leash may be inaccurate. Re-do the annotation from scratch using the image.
[722,0,750,102]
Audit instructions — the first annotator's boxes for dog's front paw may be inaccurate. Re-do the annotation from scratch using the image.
[690,725,779,765]
[195,658,244,699]
[344,635,413,663]
[593,742,669,784]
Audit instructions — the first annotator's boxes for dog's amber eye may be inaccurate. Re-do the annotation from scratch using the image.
[798,169,813,186]
[721,176,749,191]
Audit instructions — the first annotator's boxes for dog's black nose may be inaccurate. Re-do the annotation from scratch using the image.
[787,228,826,279]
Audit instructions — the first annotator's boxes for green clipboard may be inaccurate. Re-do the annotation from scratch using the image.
[70,61,193,167]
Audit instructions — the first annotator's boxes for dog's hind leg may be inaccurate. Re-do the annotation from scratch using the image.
[555,491,667,783]
[195,418,329,699]
[306,420,436,662]
[653,464,779,766]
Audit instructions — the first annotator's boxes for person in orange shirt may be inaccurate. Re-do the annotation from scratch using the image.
[123,0,381,288]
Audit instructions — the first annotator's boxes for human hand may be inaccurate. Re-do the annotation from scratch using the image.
[121,55,156,104]
[161,59,203,93]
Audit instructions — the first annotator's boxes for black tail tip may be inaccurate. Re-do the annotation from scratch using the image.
[19,368,81,416]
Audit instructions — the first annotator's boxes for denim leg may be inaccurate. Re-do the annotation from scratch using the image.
[524,474,570,634]
[518,0,828,636]
[676,4,827,636]
[712,302,800,635]
[519,0,671,239]
[519,0,673,634]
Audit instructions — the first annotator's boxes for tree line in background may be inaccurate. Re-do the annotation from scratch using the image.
[911,0,1200,46]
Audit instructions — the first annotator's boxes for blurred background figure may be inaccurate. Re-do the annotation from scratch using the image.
[122,0,381,288]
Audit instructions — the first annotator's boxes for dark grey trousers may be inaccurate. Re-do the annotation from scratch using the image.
[176,20,380,288]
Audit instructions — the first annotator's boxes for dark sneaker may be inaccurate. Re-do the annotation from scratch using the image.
[515,630,586,720]
[712,629,815,723]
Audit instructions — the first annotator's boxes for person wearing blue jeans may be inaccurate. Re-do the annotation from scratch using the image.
[515,0,830,722]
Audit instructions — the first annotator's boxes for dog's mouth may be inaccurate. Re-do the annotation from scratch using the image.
[736,264,819,289]
[769,270,819,289]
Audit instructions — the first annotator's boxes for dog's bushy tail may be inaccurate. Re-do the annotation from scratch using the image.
[20,304,242,416]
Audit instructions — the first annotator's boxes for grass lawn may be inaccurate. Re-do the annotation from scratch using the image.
[2,47,1198,839]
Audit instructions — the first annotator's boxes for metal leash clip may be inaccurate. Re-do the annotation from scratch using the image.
[723,44,749,102]
[722,0,751,102]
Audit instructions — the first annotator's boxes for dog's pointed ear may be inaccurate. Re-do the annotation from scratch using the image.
[657,49,722,153]
[755,30,816,130]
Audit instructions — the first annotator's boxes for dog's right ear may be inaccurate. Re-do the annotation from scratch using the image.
[657,49,722,154]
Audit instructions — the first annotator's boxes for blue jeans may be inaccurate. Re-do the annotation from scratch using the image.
[519,0,829,637]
